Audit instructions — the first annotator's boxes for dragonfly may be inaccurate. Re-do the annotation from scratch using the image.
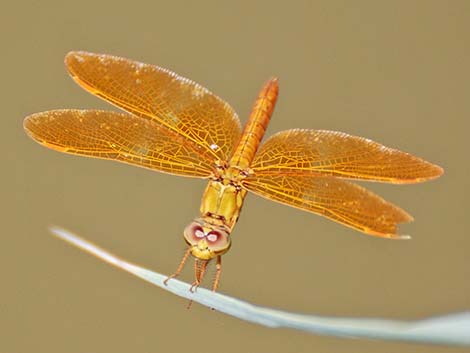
[24,51,443,292]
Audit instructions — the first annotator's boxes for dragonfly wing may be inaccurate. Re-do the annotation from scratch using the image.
[65,51,241,162]
[242,174,412,238]
[250,129,443,183]
[24,110,215,178]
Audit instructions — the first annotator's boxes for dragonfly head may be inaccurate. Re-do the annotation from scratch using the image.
[183,219,231,260]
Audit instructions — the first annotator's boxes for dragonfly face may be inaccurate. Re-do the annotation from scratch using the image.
[183,219,231,260]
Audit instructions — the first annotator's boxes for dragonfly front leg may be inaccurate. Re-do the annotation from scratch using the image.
[190,259,208,293]
[163,247,192,286]
[212,256,222,292]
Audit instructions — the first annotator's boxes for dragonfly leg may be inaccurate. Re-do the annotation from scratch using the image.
[212,256,222,292]
[190,259,208,293]
[163,247,191,286]
[187,260,210,308]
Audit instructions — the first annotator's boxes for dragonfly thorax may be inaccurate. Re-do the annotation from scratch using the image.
[214,163,250,184]
[199,176,248,232]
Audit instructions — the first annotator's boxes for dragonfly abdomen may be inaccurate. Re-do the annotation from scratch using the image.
[229,78,279,169]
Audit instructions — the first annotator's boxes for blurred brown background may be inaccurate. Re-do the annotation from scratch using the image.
[2,1,469,352]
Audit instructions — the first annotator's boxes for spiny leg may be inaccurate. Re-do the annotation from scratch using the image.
[163,247,191,286]
[212,256,222,292]
[190,259,208,293]
[187,259,206,309]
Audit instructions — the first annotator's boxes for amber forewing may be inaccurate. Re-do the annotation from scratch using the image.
[250,129,443,183]
[24,110,215,177]
[65,51,241,162]
[242,174,412,237]
[25,53,444,238]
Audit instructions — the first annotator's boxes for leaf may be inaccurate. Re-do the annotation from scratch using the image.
[49,226,470,347]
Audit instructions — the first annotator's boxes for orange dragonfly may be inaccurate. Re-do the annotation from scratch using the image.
[24,52,443,292]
